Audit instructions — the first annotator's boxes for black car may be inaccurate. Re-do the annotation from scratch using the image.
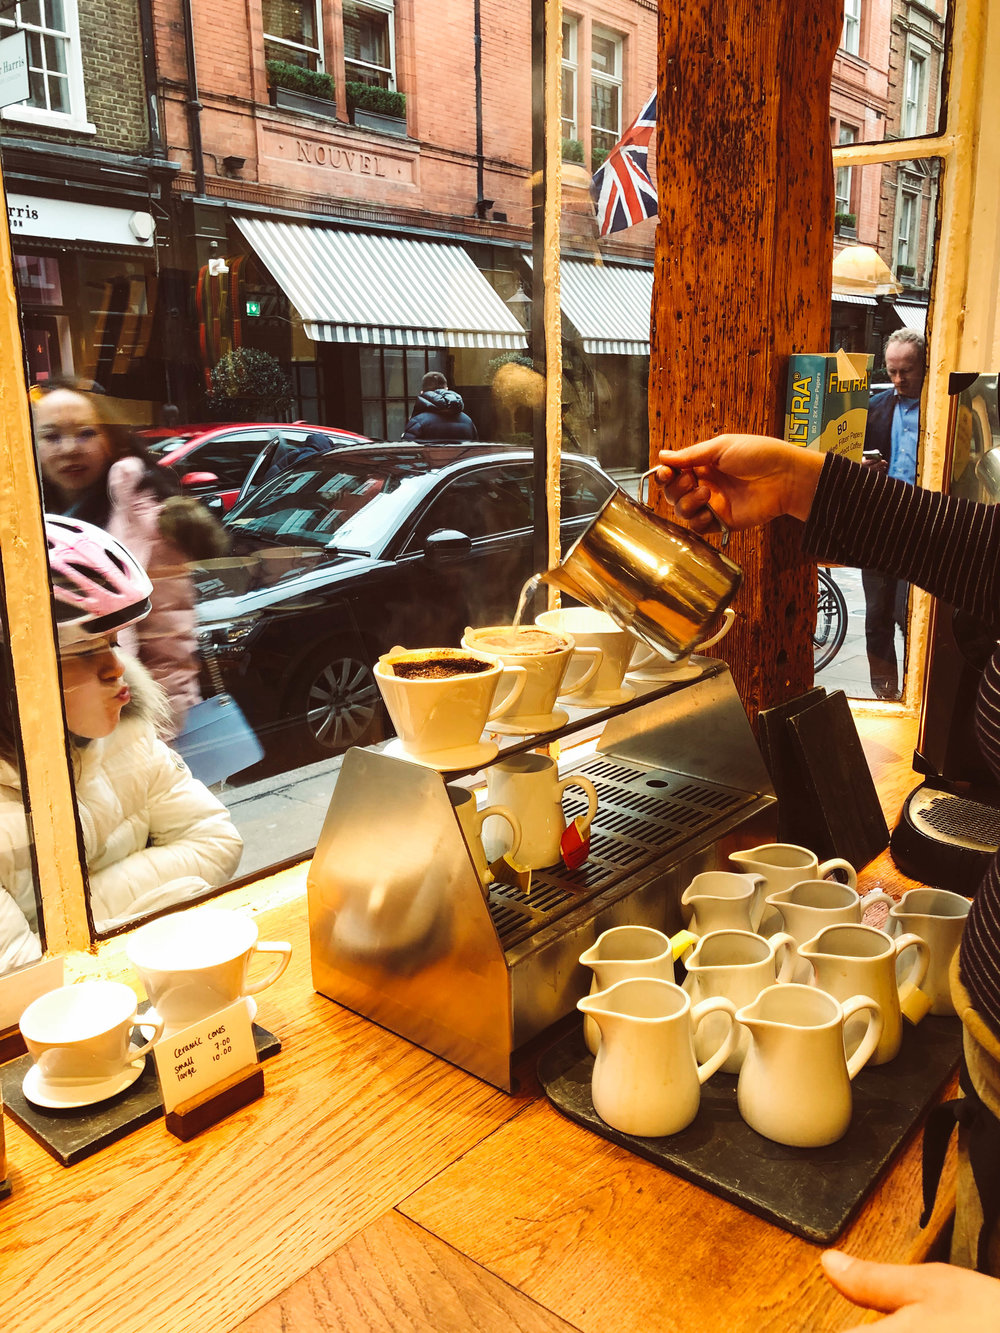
[195,443,617,767]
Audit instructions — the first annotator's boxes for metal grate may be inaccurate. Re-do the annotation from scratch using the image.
[911,790,1000,851]
[487,755,750,949]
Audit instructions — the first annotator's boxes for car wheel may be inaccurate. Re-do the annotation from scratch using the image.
[288,648,383,758]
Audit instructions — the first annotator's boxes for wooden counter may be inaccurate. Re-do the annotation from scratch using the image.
[0,712,957,1333]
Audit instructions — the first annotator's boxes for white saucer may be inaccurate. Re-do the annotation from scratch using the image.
[490,708,569,736]
[627,661,703,684]
[562,684,635,708]
[138,996,257,1042]
[23,1055,146,1110]
[384,737,498,772]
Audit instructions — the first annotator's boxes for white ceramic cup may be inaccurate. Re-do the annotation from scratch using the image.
[887,887,971,1016]
[629,608,737,680]
[127,906,291,1036]
[535,607,635,705]
[461,624,602,724]
[449,787,522,890]
[19,980,163,1084]
[484,752,598,870]
[374,646,526,759]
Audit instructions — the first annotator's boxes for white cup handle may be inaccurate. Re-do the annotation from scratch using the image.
[488,664,527,720]
[817,857,857,888]
[693,607,736,651]
[841,994,884,1079]
[559,645,604,696]
[243,941,293,997]
[691,997,738,1081]
[558,773,598,830]
[770,932,799,983]
[628,639,661,672]
[129,1009,164,1060]
[894,931,930,997]
[859,889,894,918]
[477,803,522,859]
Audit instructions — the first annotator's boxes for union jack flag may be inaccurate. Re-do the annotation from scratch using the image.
[591,91,658,236]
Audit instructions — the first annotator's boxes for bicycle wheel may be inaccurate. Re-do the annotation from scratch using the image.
[814,567,848,672]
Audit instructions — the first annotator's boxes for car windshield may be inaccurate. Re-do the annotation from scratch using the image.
[145,434,198,456]
[225,452,437,551]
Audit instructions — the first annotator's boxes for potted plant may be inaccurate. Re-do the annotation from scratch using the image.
[346,81,407,136]
[561,138,584,164]
[834,211,857,237]
[591,143,611,173]
[897,263,916,282]
[205,347,294,421]
[267,59,336,119]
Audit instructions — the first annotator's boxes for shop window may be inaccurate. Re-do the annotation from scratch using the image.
[841,0,861,57]
[360,347,445,440]
[590,27,623,163]
[0,0,92,133]
[262,0,324,70]
[561,16,578,141]
[343,0,396,90]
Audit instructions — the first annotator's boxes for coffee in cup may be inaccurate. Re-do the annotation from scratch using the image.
[389,654,494,680]
[466,626,571,656]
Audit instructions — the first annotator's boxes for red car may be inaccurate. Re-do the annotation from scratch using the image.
[141,422,369,513]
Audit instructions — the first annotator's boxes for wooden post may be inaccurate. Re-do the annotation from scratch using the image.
[648,0,841,727]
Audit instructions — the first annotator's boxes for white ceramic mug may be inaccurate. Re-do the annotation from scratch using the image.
[19,980,163,1085]
[888,887,971,1016]
[461,624,602,728]
[578,977,737,1137]
[535,608,635,706]
[449,786,522,890]
[484,752,598,870]
[628,608,737,681]
[127,907,291,1036]
[374,646,526,761]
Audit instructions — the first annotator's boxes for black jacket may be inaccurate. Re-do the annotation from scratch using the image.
[402,389,477,442]
[863,387,896,465]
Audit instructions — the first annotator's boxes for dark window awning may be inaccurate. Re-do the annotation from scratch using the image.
[235,216,527,350]
[559,259,653,355]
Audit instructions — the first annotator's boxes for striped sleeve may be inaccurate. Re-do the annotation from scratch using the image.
[803,453,1000,629]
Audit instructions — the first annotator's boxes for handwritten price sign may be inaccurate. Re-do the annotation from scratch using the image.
[153,1000,258,1114]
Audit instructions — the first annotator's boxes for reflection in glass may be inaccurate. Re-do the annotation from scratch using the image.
[0,558,44,974]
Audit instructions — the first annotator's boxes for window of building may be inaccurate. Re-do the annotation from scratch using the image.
[903,49,928,137]
[896,189,918,268]
[591,27,623,162]
[343,0,396,89]
[841,0,861,57]
[562,16,578,141]
[835,124,858,214]
[262,0,324,70]
[360,348,445,440]
[0,0,92,132]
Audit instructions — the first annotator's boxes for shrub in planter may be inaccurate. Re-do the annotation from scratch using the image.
[561,137,584,164]
[591,143,611,172]
[834,211,857,231]
[205,347,294,421]
[897,263,916,278]
[345,81,406,120]
[266,59,335,102]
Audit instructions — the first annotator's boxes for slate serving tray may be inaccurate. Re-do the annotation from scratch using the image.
[0,1016,280,1168]
[538,1016,961,1243]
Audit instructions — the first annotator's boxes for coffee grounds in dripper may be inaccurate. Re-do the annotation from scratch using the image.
[390,656,492,679]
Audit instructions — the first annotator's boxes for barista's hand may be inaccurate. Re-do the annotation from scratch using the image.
[821,1249,1000,1331]
[655,435,825,530]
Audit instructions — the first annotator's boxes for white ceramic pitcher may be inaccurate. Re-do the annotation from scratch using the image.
[798,923,929,1065]
[764,879,894,948]
[579,925,697,1055]
[680,871,766,936]
[887,887,971,1017]
[729,843,857,894]
[578,977,737,1137]
[736,983,883,1148]
[682,928,798,1073]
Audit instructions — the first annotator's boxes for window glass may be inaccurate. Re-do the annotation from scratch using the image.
[841,0,861,57]
[262,0,321,67]
[0,0,82,122]
[561,17,578,143]
[344,1,395,88]
[0,557,44,974]
[591,29,622,163]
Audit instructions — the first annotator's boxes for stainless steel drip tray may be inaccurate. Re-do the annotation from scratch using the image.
[487,754,757,952]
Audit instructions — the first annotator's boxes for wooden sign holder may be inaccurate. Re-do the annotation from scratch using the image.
[164,1064,264,1142]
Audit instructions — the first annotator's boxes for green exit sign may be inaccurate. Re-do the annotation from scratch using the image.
[245,300,261,317]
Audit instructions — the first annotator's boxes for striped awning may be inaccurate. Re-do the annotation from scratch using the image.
[895,303,928,335]
[832,291,878,306]
[559,259,653,355]
[234,216,527,350]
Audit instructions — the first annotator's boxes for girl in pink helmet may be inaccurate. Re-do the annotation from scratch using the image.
[31,379,228,738]
[0,518,242,962]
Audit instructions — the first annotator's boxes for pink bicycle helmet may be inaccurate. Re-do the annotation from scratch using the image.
[45,515,153,644]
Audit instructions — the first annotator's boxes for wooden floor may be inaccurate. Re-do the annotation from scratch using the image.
[0,710,957,1333]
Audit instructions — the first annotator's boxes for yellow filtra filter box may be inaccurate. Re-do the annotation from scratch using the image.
[784,349,873,461]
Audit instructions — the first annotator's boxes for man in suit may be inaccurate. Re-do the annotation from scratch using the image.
[861,328,926,699]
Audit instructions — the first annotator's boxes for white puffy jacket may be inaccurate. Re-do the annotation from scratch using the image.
[0,657,243,953]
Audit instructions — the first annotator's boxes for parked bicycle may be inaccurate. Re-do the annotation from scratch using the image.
[815,567,848,671]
